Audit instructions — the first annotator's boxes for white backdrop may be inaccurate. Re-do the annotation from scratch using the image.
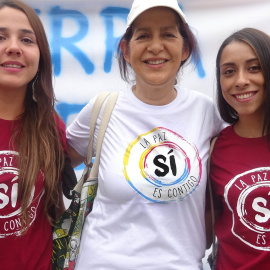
[22,1,270,269]
[22,0,270,127]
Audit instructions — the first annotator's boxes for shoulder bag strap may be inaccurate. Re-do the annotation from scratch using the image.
[73,91,111,193]
[85,91,111,167]
[88,91,119,179]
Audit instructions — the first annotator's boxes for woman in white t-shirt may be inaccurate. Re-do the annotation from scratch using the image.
[66,0,224,269]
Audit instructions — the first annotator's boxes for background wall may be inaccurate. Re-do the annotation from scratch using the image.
[23,0,270,128]
[23,0,270,269]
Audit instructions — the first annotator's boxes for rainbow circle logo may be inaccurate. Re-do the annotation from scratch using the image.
[123,127,202,203]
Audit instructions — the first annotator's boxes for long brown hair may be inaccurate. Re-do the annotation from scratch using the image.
[1,0,65,230]
[216,28,270,138]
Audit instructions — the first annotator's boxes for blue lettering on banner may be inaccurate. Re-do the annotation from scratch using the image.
[34,8,41,16]
[49,6,94,76]
[100,7,129,73]
[37,3,206,170]
[56,103,86,124]
[179,3,205,78]
[36,5,205,78]
[196,58,206,78]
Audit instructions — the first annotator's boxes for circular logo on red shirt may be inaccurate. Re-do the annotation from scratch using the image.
[0,151,44,238]
[225,167,270,250]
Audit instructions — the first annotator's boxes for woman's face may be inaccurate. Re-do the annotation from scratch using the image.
[121,7,189,88]
[0,7,40,92]
[219,41,266,120]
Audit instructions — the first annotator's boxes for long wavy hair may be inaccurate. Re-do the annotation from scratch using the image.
[216,28,270,138]
[0,0,65,231]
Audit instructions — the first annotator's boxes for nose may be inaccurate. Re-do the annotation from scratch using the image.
[147,36,164,55]
[235,70,249,89]
[6,38,22,56]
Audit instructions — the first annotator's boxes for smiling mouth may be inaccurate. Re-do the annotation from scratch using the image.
[234,92,256,99]
[144,60,167,65]
[2,64,23,69]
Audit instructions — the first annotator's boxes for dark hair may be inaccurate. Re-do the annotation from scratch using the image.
[0,0,65,230]
[216,28,270,137]
[117,8,200,82]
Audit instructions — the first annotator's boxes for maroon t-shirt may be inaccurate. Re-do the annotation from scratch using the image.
[210,125,270,270]
[0,117,66,269]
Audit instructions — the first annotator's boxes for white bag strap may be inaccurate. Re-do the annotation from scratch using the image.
[73,91,119,192]
[88,91,119,179]
[85,91,111,167]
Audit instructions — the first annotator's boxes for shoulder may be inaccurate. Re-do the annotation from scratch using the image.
[176,86,215,106]
[177,87,227,135]
[214,125,234,150]
[54,114,67,150]
[54,114,66,130]
[218,125,233,139]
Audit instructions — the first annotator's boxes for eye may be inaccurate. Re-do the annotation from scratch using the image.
[221,68,235,76]
[136,34,149,40]
[0,35,6,41]
[249,65,261,72]
[163,32,176,38]
[21,37,34,44]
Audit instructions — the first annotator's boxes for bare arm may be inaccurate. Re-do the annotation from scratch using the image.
[67,143,86,168]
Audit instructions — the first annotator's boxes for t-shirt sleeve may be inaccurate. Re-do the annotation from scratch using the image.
[66,98,95,157]
[191,90,227,138]
[212,103,228,137]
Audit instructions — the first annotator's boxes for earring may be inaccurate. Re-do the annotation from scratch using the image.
[32,72,38,102]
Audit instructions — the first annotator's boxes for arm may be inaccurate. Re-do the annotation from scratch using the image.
[67,143,86,168]
[205,136,219,249]
[205,181,213,250]
[205,179,222,250]
[55,181,66,219]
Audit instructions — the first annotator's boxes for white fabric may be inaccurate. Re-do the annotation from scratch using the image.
[126,0,187,29]
[66,86,225,270]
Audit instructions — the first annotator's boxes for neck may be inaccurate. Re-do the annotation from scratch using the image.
[234,115,265,138]
[0,88,26,120]
[133,80,177,105]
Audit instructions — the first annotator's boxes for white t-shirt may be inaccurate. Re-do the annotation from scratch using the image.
[66,86,224,270]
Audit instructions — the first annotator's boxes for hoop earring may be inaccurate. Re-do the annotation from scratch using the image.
[32,72,38,102]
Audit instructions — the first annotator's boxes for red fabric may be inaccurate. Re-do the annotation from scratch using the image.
[210,125,270,270]
[54,114,67,152]
[0,117,66,270]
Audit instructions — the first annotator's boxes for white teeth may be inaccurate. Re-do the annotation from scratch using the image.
[3,64,21,68]
[147,60,166,65]
[236,93,254,99]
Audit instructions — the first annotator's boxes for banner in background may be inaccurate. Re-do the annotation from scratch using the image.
[23,0,270,127]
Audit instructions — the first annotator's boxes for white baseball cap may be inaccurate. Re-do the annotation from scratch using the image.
[126,0,187,30]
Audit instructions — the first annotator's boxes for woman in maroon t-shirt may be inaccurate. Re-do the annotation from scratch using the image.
[0,1,66,269]
[210,28,270,269]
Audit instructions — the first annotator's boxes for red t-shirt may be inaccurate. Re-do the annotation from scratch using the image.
[210,125,270,270]
[0,117,66,270]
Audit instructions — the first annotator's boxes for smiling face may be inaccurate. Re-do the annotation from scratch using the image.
[0,7,40,93]
[121,7,189,90]
[219,41,266,121]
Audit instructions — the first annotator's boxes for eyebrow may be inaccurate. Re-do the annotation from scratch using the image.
[0,27,35,35]
[220,58,259,67]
